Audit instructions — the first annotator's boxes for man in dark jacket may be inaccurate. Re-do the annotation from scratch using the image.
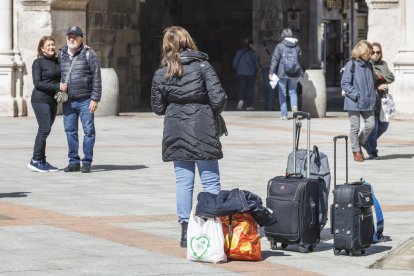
[60,26,102,173]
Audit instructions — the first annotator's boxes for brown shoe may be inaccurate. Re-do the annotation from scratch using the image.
[353,151,364,162]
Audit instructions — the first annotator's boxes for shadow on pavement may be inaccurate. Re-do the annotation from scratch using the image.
[377,154,414,160]
[262,250,292,259]
[0,192,31,198]
[91,165,148,172]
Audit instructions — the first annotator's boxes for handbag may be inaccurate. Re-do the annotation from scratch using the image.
[379,94,396,122]
[198,62,228,137]
[215,113,228,137]
[55,55,79,103]
[186,209,227,263]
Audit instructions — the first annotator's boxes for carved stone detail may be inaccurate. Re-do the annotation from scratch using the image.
[20,0,51,11]
[369,0,399,9]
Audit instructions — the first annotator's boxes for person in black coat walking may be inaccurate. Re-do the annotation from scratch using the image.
[28,36,67,172]
[151,26,227,248]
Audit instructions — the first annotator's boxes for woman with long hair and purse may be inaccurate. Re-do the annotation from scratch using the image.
[363,42,395,160]
[151,26,227,248]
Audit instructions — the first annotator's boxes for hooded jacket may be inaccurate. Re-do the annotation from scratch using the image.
[341,59,377,111]
[151,50,227,162]
[195,189,276,227]
[269,38,302,78]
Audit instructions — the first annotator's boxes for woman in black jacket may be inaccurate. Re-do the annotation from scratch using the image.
[151,26,227,248]
[28,36,67,172]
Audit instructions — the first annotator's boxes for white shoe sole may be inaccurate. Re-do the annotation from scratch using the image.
[27,163,49,172]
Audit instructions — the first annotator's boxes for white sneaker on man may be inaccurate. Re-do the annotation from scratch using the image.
[237,100,244,110]
[292,106,298,112]
[246,106,255,111]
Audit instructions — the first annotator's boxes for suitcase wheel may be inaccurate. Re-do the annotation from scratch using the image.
[298,245,308,253]
[308,245,315,252]
[361,250,365,254]
[281,243,288,249]
[269,239,278,250]
[333,249,341,255]
[347,250,354,256]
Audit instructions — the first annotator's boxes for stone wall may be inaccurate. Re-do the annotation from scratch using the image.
[87,0,140,111]
[139,0,252,104]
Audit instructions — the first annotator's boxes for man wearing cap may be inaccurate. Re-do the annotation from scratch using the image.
[60,26,101,173]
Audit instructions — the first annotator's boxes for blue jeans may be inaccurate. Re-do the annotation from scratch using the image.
[365,112,389,156]
[277,78,298,117]
[173,160,221,224]
[237,74,256,107]
[63,98,95,165]
[31,102,57,161]
[262,67,276,110]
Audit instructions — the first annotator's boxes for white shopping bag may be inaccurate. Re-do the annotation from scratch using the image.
[186,209,227,263]
[269,73,279,89]
[379,94,396,123]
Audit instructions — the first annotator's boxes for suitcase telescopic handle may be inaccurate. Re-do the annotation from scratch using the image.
[293,111,311,120]
[333,135,348,187]
[293,112,311,178]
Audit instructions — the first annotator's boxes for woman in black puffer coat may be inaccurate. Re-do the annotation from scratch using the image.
[151,26,227,248]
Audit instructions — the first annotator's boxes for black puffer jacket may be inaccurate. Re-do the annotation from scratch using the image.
[60,44,102,102]
[151,50,227,162]
[195,189,277,227]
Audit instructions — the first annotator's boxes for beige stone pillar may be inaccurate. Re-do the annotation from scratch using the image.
[0,0,17,116]
[393,0,414,118]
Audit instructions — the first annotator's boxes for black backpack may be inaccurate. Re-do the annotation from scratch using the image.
[282,46,301,77]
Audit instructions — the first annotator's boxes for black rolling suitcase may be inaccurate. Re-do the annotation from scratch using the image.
[265,112,320,253]
[331,135,374,256]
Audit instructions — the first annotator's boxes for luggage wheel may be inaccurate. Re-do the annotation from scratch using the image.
[269,239,278,250]
[347,250,354,256]
[298,245,308,253]
[308,245,315,252]
[333,249,341,255]
[281,243,288,249]
[361,250,365,254]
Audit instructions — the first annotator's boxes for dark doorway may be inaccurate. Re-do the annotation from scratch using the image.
[139,0,252,109]
[323,20,342,87]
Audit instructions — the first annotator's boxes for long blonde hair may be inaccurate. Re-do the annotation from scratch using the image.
[351,40,372,61]
[161,26,198,78]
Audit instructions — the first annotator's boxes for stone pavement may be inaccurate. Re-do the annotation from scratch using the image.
[0,111,413,275]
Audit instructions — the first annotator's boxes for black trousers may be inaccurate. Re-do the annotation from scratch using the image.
[31,102,57,161]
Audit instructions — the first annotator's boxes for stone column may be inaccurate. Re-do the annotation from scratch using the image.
[393,0,414,118]
[0,0,17,116]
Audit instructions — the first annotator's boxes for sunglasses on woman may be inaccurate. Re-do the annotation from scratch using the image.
[371,51,381,55]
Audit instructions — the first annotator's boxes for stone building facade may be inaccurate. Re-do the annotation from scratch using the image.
[0,0,413,118]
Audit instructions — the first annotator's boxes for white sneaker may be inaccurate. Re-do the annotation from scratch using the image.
[281,116,287,120]
[237,100,244,110]
[292,106,298,112]
[246,106,255,111]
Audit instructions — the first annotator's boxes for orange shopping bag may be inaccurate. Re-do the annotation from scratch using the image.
[221,213,262,261]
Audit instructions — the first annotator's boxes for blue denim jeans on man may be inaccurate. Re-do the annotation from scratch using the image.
[173,159,221,224]
[277,78,298,117]
[365,112,389,156]
[63,98,95,165]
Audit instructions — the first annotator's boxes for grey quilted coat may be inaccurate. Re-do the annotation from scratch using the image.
[151,50,227,162]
